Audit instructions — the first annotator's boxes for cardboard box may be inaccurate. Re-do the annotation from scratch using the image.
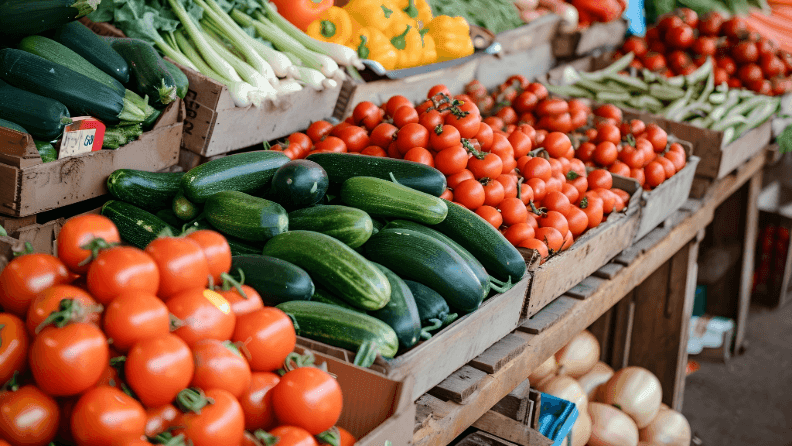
[297,277,529,401]
[553,20,628,58]
[0,220,61,271]
[0,101,183,217]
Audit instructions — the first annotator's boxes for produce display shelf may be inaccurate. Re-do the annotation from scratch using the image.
[412,150,767,446]
[552,19,628,59]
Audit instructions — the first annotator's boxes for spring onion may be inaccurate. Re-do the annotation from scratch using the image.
[202,24,277,101]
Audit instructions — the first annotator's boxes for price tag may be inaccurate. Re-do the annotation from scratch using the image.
[58,128,96,159]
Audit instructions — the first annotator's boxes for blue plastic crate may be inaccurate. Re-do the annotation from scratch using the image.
[538,393,579,446]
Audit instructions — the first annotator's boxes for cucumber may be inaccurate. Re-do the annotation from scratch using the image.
[306,152,447,196]
[370,263,421,349]
[0,78,71,141]
[271,160,329,211]
[173,191,200,221]
[101,200,176,249]
[181,151,290,203]
[404,280,451,326]
[340,176,448,225]
[106,169,185,211]
[48,20,130,84]
[162,59,189,99]
[287,205,373,248]
[262,231,391,311]
[311,287,356,310]
[364,227,486,314]
[276,301,399,359]
[110,38,179,108]
[229,255,314,306]
[0,0,99,39]
[35,141,57,163]
[204,191,288,242]
[432,200,526,283]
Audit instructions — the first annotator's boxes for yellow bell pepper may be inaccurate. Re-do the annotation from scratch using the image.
[393,0,433,29]
[420,31,438,66]
[427,16,475,62]
[350,27,398,71]
[306,7,354,45]
[382,6,418,38]
[390,24,423,69]
[344,0,405,34]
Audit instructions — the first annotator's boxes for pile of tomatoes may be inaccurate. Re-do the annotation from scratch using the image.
[0,214,353,446]
[618,9,792,95]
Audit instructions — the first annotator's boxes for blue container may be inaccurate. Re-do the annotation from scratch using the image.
[623,0,647,36]
[538,393,580,446]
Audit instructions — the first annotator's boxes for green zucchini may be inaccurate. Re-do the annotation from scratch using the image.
[0,49,146,125]
[0,118,26,133]
[370,263,421,349]
[155,209,183,228]
[106,169,185,211]
[404,280,457,339]
[271,160,329,211]
[162,59,189,100]
[262,230,391,311]
[173,191,200,221]
[340,176,448,225]
[204,191,288,242]
[101,200,176,249]
[0,0,99,39]
[432,200,526,283]
[364,227,486,314]
[311,287,356,310]
[276,301,399,359]
[110,38,179,108]
[287,205,373,249]
[35,141,57,163]
[306,152,447,196]
[230,255,314,306]
[181,151,290,204]
[142,108,163,131]
[0,79,71,141]
[48,20,130,84]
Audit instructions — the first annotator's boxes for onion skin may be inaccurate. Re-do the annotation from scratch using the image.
[570,411,592,446]
[577,361,614,401]
[639,407,691,446]
[537,375,589,415]
[598,367,663,429]
[555,330,600,378]
[588,402,639,446]
[530,355,559,384]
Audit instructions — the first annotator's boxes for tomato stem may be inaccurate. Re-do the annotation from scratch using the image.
[169,314,185,331]
[175,388,214,414]
[223,340,244,358]
[566,170,580,180]
[219,270,247,299]
[528,200,547,217]
[580,196,589,209]
[78,237,117,267]
[353,340,380,367]
[253,430,280,446]
[2,371,19,392]
[35,298,103,334]
[316,427,341,446]
[281,351,316,374]
[152,432,188,446]
[462,139,486,160]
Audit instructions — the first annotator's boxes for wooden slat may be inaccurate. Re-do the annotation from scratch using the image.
[593,263,625,280]
[491,380,531,422]
[609,292,637,370]
[456,431,520,446]
[517,296,578,334]
[472,411,553,446]
[587,310,614,363]
[427,365,489,403]
[471,334,529,374]
[565,276,607,299]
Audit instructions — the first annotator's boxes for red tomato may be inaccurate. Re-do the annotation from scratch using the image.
[286,133,312,158]
[240,372,280,431]
[518,238,549,263]
[434,145,468,175]
[596,188,617,214]
[667,50,692,72]
[71,386,146,446]
[482,179,506,207]
[25,284,97,337]
[561,182,580,205]
[86,246,159,305]
[0,254,72,317]
[392,106,420,128]
[761,54,785,78]
[733,41,759,64]
[314,136,347,153]
[338,427,357,446]
[593,141,619,166]
[664,149,687,172]
[622,36,648,57]
[447,170,475,189]
[334,126,370,153]
[428,84,451,99]
[476,206,504,228]
[468,153,504,179]
[508,131,532,160]
[269,426,319,446]
[218,285,265,317]
[497,174,519,199]
[0,314,27,385]
[273,367,343,435]
[306,121,333,143]
[145,405,179,438]
[658,14,683,32]
[504,223,535,247]
[404,147,435,167]
[721,17,748,40]
[369,123,398,149]
[499,198,529,226]
[566,207,589,237]
[31,323,109,396]
[630,167,646,187]
[167,288,236,347]
[643,124,668,153]
[543,191,572,216]
[385,95,413,117]
[513,91,539,114]
[527,178,547,203]
[174,389,245,446]
[395,123,429,154]
[609,160,632,177]
[535,227,564,252]
[429,125,461,151]
[691,36,717,57]
[699,11,724,36]
[523,157,552,181]
[543,132,572,158]
[233,308,296,373]
[191,339,251,398]
[445,111,482,139]
[714,67,729,86]
[475,122,495,151]
[594,104,623,124]
[656,156,677,179]
[145,237,209,300]
[595,123,621,144]
[645,161,667,188]
[0,385,59,445]
[103,291,170,353]
[580,194,604,229]
[126,333,194,408]
[665,24,695,49]
[352,101,380,126]
[738,63,763,85]
[455,179,486,210]
[576,142,597,162]
[360,146,387,157]
[588,169,613,190]
[57,214,120,274]
[526,83,549,100]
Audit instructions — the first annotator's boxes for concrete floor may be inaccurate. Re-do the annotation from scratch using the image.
[682,303,792,446]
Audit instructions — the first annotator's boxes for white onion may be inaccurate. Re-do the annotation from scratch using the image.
[578,361,615,401]
[639,407,691,446]
[588,402,639,446]
[555,330,600,378]
[537,375,589,415]
[570,410,592,446]
[530,355,559,384]
[599,367,663,429]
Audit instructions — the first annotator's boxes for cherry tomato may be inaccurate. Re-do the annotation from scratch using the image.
[658,14,683,32]
[645,161,667,188]
[233,308,295,373]
[566,207,589,237]
[273,367,343,435]
[630,167,646,187]
[218,285,265,317]
[455,179,486,210]
[482,179,506,207]
[145,237,209,300]
[0,254,72,317]
[609,160,631,177]
[434,145,468,176]
[369,123,398,149]
[594,104,623,124]
[513,91,539,114]
[523,157,552,181]
[542,132,572,158]
[504,223,535,247]
[286,133,312,158]
[395,123,429,154]
[445,111,481,139]
[623,36,648,57]
[761,54,785,78]
[519,182,535,205]
[642,52,667,72]
[561,183,580,205]
[526,83,548,100]
[539,210,570,237]
[645,125,669,153]
[543,191,572,216]
[593,141,618,166]
[31,322,108,396]
[721,17,748,40]
[699,11,724,36]
[385,95,413,117]
[71,386,146,446]
[666,24,694,49]
[240,372,280,431]
[428,84,451,99]
[306,121,333,143]
[86,246,159,305]
[103,291,170,353]
[26,285,99,337]
[393,106,420,128]
[588,169,613,190]
[0,314,27,386]
[595,123,621,145]
[691,36,717,57]
[126,333,194,408]
[576,142,597,162]
[739,63,763,85]
[0,385,59,445]
[174,388,245,446]
[527,178,547,203]
[167,288,236,348]
[315,136,347,153]
[191,339,252,399]
[335,126,370,153]
[496,174,519,199]
[468,153,504,180]
[595,189,617,214]
[580,194,604,229]
[664,149,687,172]
[404,147,435,167]
[475,122,495,151]
[476,206,504,228]
[619,145,646,169]
[446,170,474,189]
[499,198,529,226]
[656,156,677,179]
[430,125,461,151]
[352,102,380,126]
[57,214,120,274]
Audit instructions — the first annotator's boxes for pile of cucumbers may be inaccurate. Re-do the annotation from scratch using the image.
[103,151,527,366]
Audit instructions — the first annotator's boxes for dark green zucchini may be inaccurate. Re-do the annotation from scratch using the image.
[142,108,163,131]
[173,191,200,221]
[35,141,57,163]
[0,78,71,141]
[340,176,448,225]
[306,152,447,196]
[110,38,179,108]
[0,49,146,125]
[404,280,457,339]
[0,118,26,133]
[181,151,290,203]
[162,59,189,99]
[271,160,329,211]
[432,200,526,283]
[204,191,288,242]
[106,169,185,211]
[364,227,486,314]
[155,209,183,228]
[0,0,100,39]
[287,205,373,248]
[101,200,176,249]
[48,20,130,84]
[230,255,314,306]
[311,287,356,310]
[369,263,421,349]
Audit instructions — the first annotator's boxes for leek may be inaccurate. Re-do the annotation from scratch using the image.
[290,65,327,90]
[276,79,304,95]
[202,24,277,101]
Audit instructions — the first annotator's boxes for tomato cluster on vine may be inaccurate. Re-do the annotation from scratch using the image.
[0,215,353,446]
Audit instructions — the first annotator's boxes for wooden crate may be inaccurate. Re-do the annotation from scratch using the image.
[475,44,556,91]
[754,182,792,309]
[519,176,642,318]
[297,277,529,401]
[0,102,183,218]
[496,15,561,55]
[552,20,628,58]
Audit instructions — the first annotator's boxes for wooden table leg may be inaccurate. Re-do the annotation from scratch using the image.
[734,171,762,353]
